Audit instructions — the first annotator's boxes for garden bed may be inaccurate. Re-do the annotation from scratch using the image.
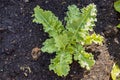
[0,0,120,80]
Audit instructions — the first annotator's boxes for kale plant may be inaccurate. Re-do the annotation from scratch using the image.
[32,3,103,76]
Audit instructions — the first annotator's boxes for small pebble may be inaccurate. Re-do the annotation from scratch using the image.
[0,69,3,72]
[24,0,29,3]
[45,1,48,3]
[114,38,119,44]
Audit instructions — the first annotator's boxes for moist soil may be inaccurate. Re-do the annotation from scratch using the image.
[0,0,120,80]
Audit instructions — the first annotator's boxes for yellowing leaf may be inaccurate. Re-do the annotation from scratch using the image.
[85,33,104,45]
[111,63,120,80]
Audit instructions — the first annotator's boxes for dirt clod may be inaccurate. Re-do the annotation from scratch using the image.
[31,47,41,60]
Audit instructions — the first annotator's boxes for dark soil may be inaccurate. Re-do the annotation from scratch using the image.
[0,0,120,80]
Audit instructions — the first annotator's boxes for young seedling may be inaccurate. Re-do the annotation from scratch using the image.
[32,3,103,76]
[111,63,120,80]
[114,0,120,28]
